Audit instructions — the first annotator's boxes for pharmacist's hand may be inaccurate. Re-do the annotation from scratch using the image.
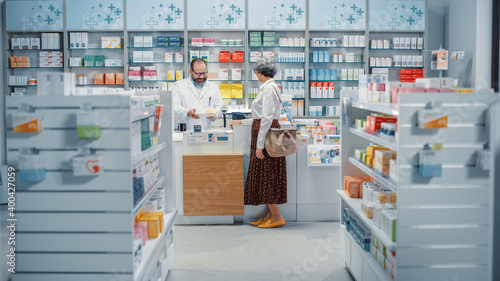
[207,116,215,120]
[187,109,200,119]
[230,120,242,130]
[256,148,265,159]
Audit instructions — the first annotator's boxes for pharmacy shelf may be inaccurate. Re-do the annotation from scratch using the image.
[189,45,244,48]
[369,30,424,33]
[309,163,341,167]
[338,191,397,251]
[310,80,359,82]
[132,142,167,167]
[128,80,175,82]
[210,80,244,82]
[310,46,365,49]
[135,211,177,281]
[274,62,306,64]
[349,127,397,151]
[340,224,392,281]
[75,83,124,86]
[370,66,424,69]
[348,157,397,192]
[222,98,244,99]
[309,62,366,64]
[8,85,37,87]
[301,116,340,118]
[68,48,123,50]
[248,46,305,48]
[309,98,340,100]
[133,176,165,217]
[128,46,184,49]
[369,48,425,51]
[350,99,399,116]
[8,67,64,69]
[68,66,124,68]
[7,49,61,51]
[127,62,184,64]
[206,62,245,64]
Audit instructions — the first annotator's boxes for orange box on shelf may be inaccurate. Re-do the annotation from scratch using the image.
[94,73,104,84]
[21,56,29,62]
[115,73,124,85]
[344,176,362,198]
[15,56,22,62]
[232,51,244,62]
[135,207,145,223]
[367,145,391,158]
[147,215,160,238]
[399,69,413,75]
[21,61,29,67]
[154,211,164,233]
[366,155,373,167]
[105,73,116,84]
[219,51,231,62]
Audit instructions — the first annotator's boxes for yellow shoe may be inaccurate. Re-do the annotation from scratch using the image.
[258,218,285,228]
[249,218,264,226]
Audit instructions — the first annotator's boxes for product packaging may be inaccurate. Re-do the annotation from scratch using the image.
[18,148,46,182]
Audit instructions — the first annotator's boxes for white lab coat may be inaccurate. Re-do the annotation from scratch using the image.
[172,77,224,131]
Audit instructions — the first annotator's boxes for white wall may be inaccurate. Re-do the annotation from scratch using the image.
[444,0,492,89]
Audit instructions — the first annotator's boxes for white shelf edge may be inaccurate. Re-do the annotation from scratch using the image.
[338,190,396,251]
[132,142,167,167]
[351,99,399,116]
[340,224,392,281]
[348,157,397,192]
[135,210,177,281]
[133,176,166,216]
[308,163,341,167]
[132,106,157,122]
[349,127,397,150]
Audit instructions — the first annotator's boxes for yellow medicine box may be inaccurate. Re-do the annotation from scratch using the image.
[148,215,160,238]
[154,211,164,233]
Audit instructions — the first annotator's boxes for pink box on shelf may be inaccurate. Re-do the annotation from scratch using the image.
[203,38,215,46]
[322,125,337,135]
[318,120,333,126]
[138,221,148,245]
[191,37,203,46]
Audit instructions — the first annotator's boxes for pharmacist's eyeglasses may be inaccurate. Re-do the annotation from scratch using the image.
[192,70,208,77]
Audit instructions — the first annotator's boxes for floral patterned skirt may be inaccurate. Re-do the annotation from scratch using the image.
[244,119,287,205]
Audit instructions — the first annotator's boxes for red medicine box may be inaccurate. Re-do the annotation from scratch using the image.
[219,51,231,62]
[366,115,397,134]
[232,51,244,62]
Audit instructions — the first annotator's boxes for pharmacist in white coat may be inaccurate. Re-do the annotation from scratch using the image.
[172,58,223,131]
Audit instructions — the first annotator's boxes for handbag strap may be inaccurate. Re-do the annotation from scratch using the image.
[270,83,294,128]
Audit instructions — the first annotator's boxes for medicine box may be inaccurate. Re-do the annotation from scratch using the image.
[111,37,121,49]
[31,38,40,50]
[143,36,153,47]
[133,51,143,63]
[134,36,144,47]
[101,37,111,49]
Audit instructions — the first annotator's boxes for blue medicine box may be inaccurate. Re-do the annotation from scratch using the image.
[312,51,319,63]
[309,69,317,81]
[318,51,324,63]
[157,36,168,42]
[324,51,330,62]
[318,69,326,81]
[331,69,338,80]
[168,36,181,42]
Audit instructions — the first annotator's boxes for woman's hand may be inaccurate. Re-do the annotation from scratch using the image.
[230,120,242,129]
[256,148,265,159]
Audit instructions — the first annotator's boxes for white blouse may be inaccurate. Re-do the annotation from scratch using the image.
[251,78,282,149]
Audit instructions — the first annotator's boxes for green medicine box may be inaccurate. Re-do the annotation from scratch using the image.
[84,55,95,67]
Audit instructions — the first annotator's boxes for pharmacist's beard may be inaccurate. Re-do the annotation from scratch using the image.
[192,75,206,86]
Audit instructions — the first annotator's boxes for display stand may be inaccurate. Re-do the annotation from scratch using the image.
[6,91,176,281]
[339,89,494,281]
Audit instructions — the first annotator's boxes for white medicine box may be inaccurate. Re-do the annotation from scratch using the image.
[143,36,153,47]
[134,36,144,48]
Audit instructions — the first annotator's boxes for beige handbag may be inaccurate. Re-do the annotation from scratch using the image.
[264,86,299,157]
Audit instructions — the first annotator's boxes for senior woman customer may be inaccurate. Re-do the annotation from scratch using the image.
[231,58,287,228]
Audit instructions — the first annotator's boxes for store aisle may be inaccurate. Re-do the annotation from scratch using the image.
[166,222,353,281]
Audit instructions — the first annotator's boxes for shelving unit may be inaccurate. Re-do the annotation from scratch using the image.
[186,30,246,107]
[339,89,494,281]
[6,92,177,281]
